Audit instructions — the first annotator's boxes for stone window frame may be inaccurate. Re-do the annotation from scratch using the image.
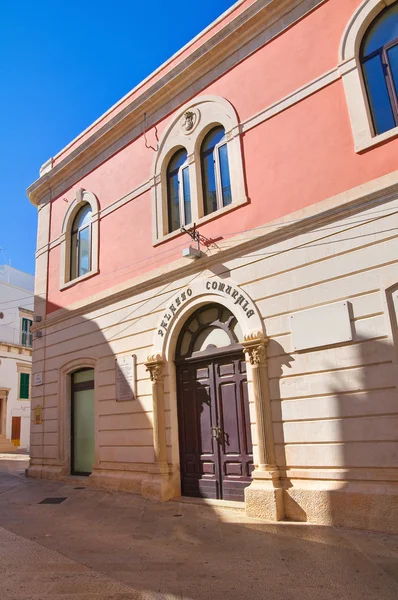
[59,189,100,289]
[339,0,398,152]
[152,95,248,245]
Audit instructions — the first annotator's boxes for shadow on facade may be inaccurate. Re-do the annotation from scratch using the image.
[327,334,398,532]
[31,299,256,503]
[270,334,398,533]
[29,300,157,492]
[8,300,395,598]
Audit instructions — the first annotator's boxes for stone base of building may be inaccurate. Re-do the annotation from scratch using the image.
[27,464,70,480]
[283,481,398,534]
[141,465,178,501]
[89,469,143,494]
[245,479,285,521]
[27,465,398,533]
[27,463,178,501]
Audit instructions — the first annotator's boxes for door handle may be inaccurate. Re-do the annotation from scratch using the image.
[211,425,223,443]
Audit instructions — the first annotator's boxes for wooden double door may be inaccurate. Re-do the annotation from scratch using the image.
[177,353,253,501]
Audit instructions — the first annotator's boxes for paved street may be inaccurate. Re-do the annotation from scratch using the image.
[0,454,398,599]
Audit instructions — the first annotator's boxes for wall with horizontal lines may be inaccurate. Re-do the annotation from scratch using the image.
[30,184,398,525]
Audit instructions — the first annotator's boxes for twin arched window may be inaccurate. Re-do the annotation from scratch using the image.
[167,125,232,233]
[70,204,92,280]
[361,3,398,135]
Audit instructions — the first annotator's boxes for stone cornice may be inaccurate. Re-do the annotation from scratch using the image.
[27,0,324,207]
[18,307,34,315]
[36,170,398,330]
[0,342,32,357]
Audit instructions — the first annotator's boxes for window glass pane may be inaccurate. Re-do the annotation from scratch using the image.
[167,149,187,232]
[387,43,398,97]
[182,167,191,225]
[363,55,396,134]
[167,170,181,232]
[73,205,92,231]
[71,231,78,280]
[362,4,398,57]
[218,143,232,206]
[202,126,225,152]
[179,331,191,357]
[201,126,227,215]
[73,369,94,384]
[168,148,187,171]
[78,226,90,276]
[199,307,219,325]
[202,152,217,215]
[192,326,232,353]
[188,319,199,332]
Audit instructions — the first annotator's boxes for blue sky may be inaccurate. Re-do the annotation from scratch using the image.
[0,0,235,275]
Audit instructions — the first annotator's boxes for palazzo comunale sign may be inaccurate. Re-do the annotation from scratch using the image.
[157,278,257,338]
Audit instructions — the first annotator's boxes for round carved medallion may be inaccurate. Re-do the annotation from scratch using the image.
[179,108,200,135]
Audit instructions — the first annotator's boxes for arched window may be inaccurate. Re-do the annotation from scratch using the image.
[176,304,243,361]
[70,204,92,280]
[201,126,232,216]
[361,3,398,135]
[167,149,191,233]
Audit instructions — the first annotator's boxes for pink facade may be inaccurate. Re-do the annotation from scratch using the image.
[43,0,398,314]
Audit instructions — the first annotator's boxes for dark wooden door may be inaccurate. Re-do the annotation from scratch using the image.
[177,353,253,501]
[215,356,253,500]
[177,360,220,499]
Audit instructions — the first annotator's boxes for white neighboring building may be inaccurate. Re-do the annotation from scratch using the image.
[0,265,34,450]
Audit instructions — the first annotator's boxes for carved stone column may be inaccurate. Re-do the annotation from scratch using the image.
[146,355,167,468]
[141,355,173,501]
[243,333,284,521]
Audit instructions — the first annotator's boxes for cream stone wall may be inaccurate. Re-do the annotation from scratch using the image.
[29,175,398,532]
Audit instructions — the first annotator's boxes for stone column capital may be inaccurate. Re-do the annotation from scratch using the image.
[242,332,268,365]
[145,355,164,382]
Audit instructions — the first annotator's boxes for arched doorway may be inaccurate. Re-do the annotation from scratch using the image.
[71,368,95,476]
[175,303,253,501]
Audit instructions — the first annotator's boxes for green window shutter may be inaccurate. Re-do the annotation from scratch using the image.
[20,373,30,399]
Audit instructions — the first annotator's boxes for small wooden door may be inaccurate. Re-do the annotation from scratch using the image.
[11,416,21,447]
[177,353,253,501]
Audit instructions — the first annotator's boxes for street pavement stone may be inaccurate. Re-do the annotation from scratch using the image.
[0,454,397,599]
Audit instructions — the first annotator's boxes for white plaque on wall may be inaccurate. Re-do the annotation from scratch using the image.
[290,301,352,351]
[115,354,136,401]
[33,372,43,386]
